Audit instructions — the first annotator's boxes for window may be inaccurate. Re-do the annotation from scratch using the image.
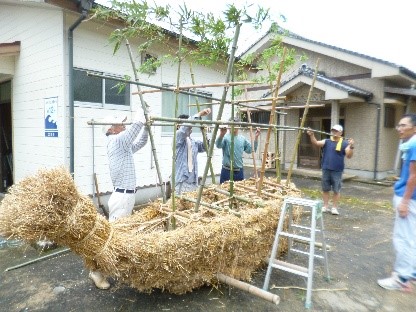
[74,68,130,107]
[162,85,212,134]
[140,53,158,75]
[241,110,271,124]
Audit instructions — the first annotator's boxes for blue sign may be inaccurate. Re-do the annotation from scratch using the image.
[44,97,58,137]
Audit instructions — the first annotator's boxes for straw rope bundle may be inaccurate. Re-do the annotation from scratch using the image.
[0,167,302,294]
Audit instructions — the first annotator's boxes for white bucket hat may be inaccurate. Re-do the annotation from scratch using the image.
[102,115,127,134]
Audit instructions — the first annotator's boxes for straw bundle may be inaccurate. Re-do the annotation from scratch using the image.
[0,167,302,294]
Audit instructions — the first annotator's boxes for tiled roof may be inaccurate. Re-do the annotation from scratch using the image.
[240,27,416,81]
[262,64,373,101]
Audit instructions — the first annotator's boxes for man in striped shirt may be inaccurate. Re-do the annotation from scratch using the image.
[174,108,211,194]
[89,113,148,290]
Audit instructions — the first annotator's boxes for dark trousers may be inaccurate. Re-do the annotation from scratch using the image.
[220,167,244,184]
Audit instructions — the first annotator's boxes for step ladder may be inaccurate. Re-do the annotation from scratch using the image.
[263,197,330,309]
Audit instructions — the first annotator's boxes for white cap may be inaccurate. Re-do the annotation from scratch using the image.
[102,115,127,134]
[331,124,343,132]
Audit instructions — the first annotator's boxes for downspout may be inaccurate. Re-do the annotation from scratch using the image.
[366,101,381,180]
[68,11,88,175]
[373,102,381,180]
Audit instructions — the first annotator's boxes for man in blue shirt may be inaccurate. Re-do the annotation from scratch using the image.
[215,118,260,183]
[307,124,354,215]
[174,108,211,194]
[378,114,416,292]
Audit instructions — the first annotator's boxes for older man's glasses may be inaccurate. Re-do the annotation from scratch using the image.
[396,124,413,130]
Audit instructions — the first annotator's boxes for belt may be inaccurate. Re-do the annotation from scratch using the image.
[222,165,241,172]
[114,188,136,194]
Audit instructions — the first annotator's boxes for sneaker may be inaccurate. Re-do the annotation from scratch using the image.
[378,273,413,292]
[322,206,329,213]
[89,271,110,290]
[331,207,339,215]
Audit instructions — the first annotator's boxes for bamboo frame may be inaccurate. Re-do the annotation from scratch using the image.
[125,39,167,203]
[189,63,216,184]
[195,23,241,211]
[244,87,258,183]
[286,59,321,185]
[135,81,259,95]
[257,47,287,195]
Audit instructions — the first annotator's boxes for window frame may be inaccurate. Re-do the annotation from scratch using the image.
[161,84,213,135]
[73,68,131,109]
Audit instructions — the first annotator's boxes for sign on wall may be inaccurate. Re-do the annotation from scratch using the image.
[44,97,58,137]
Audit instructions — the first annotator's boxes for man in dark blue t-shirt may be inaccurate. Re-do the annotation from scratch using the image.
[307,124,354,215]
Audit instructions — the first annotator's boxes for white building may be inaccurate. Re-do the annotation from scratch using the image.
[0,0,231,203]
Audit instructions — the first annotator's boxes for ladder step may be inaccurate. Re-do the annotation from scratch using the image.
[293,238,331,250]
[284,197,321,207]
[291,248,324,259]
[278,232,311,242]
[268,258,309,277]
[291,224,322,233]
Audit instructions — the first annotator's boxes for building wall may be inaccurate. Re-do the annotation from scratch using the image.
[0,3,66,182]
[0,3,230,198]
[67,13,228,194]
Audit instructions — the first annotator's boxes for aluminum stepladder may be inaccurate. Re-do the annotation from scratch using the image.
[263,197,330,309]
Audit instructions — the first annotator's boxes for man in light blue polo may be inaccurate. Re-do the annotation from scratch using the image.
[215,117,260,183]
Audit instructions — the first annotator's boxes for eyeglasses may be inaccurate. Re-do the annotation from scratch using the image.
[396,124,413,130]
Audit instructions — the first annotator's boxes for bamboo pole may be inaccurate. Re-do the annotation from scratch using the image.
[189,63,216,184]
[169,18,185,229]
[234,185,281,199]
[274,110,281,182]
[125,39,167,203]
[228,76,236,209]
[234,97,286,104]
[87,73,230,104]
[136,81,259,94]
[257,47,287,195]
[4,248,71,272]
[244,87,258,184]
[88,119,336,138]
[177,195,241,217]
[286,58,321,185]
[216,273,280,305]
[213,187,264,207]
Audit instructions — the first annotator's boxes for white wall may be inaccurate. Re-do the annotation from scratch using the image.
[0,3,66,182]
[0,3,236,196]
[69,14,229,194]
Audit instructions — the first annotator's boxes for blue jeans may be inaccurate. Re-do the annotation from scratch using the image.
[220,167,244,184]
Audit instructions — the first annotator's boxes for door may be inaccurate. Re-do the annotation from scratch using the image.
[0,81,12,192]
[298,119,322,169]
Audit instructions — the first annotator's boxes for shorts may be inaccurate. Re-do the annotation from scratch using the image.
[321,169,343,193]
